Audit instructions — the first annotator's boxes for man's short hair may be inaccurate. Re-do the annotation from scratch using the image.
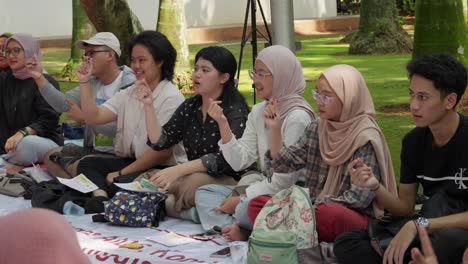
[407,53,467,106]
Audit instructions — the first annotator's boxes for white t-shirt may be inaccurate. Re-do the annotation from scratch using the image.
[102,79,187,165]
[95,71,123,105]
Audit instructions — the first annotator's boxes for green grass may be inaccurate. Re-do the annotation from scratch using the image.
[42,34,416,181]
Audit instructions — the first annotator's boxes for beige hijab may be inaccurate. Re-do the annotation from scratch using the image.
[256,45,315,119]
[317,64,397,218]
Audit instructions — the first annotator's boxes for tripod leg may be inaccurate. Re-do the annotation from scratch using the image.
[257,0,272,43]
[237,0,251,82]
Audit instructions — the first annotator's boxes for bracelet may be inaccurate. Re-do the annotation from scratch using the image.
[79,80,90,84]
[19,127,29,137]
[413,220,419,234]
[371,183,380,192]
[118,170,122,177]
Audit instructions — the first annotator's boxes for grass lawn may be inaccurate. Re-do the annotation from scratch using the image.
[42,34,418,182]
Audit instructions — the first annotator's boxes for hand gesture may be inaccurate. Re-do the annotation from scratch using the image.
[216,196,241,215]
[383,221,418,264]
[347,158,379,190]
[135,79,153,106]
[207,97,226,124]
[106,171,120,185]
[409,225,438,264]
[75,57,93,83]
[25,54,43,80]
[149,166,184,192]
[4,132,24,153]
[263,99,281,129]
[65,99,84,123]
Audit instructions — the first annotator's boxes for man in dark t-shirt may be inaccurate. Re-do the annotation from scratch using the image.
[334,54,468,264]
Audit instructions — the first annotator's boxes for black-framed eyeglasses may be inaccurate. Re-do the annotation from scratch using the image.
[82,49,110,59]
[4,47,23,57]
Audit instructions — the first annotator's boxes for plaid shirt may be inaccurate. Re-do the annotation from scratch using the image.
[265,121,380,217]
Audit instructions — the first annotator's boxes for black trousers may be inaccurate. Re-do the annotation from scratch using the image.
[76,155,136,194]
[334,192,468,264]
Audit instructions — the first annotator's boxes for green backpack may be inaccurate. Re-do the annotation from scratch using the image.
[248,186,319,264]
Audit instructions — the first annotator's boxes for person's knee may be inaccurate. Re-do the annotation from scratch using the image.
[196,184,232,201]
[10,136,41,165]
[74,156,97,175]
[432,228,468,262]
[14,136,58,165]
[334,230,377,264]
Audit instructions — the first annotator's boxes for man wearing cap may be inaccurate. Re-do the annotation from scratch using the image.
[37,32,136,178]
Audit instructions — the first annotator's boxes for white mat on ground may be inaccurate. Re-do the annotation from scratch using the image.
[0,194,232,264]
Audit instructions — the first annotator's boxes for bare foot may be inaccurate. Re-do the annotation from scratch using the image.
[4,164,24,174]
[221,224,250,241]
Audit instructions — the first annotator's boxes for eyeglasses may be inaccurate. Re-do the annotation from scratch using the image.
[248,69,272,81]
[4,48,23,57]
[82,49,110,59]
[312,90,333,103]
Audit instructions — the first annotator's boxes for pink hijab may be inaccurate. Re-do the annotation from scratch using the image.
[6,33,43,80]
[0,209,90,264]
[256,45,315,119]
[317,64,397,218]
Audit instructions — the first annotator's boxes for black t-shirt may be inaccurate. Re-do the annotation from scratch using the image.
[400,114,468,201]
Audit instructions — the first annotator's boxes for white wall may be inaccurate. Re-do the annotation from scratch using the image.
[0,0,336,37]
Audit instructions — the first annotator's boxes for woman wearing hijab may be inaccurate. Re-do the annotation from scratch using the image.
[0,33,12,73]
[244,64,398,243]
[0,33,62,170]
[0,209,90,264]
[195,45,316,235]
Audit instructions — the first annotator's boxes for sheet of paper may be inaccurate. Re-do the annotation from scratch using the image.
[57,174,98,193]
[146,232,195,247]
[114,182,162,194]
[23,166,53,183]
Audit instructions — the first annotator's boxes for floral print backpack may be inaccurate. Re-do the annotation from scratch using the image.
[248,186,319,263]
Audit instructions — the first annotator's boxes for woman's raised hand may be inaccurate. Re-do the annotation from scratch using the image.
[347,158,379,191]
[207,97,226,124]
[263,98,281,129]
[135,79,153,106]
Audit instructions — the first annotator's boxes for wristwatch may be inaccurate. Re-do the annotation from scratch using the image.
[415,217,430,230]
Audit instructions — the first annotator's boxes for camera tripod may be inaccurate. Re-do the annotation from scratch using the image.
[237,0,272,104]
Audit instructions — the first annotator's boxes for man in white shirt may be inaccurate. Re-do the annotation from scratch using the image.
[38,32,136,178]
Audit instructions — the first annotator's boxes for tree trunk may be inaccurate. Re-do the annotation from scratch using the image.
[61,0,95,81]
[157,0,190,71]
[80,0,144,66]
[349,0,413,54]
[413,0,467,66]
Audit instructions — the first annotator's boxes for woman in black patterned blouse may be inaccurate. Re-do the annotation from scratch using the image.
[137,46,252,220]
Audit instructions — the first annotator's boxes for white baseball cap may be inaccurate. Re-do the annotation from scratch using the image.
[76,32,121,57]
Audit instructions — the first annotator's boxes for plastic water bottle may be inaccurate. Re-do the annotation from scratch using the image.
[63,201,85,216]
